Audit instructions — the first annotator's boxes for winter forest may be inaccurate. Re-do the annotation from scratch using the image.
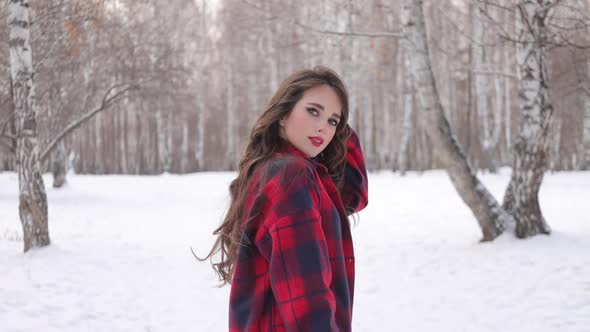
[1,0,590,331]
[1,0,589,175]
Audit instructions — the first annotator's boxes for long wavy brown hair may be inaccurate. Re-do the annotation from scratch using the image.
[200,66,350,285]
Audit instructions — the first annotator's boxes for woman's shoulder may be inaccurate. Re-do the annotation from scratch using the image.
[267,153,315,177]
[252,153,318,194]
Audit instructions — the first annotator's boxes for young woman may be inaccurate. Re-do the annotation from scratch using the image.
[204,66,369,331]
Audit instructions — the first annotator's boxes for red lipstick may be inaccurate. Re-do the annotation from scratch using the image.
[308,136,324,147]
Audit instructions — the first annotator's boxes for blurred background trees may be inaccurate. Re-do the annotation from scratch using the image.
[1,0,589,176]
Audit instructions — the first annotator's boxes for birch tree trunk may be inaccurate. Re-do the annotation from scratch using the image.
[473,7,490,169]
[502,1,552,238]
[156,109,169,173]
[94,105,103,173]
[398,34,414,175]
[226,67,234,170]
[582,85,590,170]
[7,0,50,251]
[504,40,513,157]
[490,29,503,171]
[580,54,590,170]
[344,0,357,129]
[51,140,67,188]
[402,0,513,241]
[195,97,205,170]
[581,1,590,171]
[473,7,502,172]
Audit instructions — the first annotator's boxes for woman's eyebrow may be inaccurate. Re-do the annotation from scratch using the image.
[308,102,324,110]
[309,102,341,118]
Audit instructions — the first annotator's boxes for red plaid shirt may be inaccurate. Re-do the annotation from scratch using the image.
[229,128,369,331]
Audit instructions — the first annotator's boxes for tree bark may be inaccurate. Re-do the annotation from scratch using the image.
[398,34,414,175]
[579,54,590,170]
[402,0,513,241]
[51,140,67,188]
[7,0,50,252]
[38,84,137,164]
[226,66,236,171]
[473,6,501,172]
[503,1,552,238]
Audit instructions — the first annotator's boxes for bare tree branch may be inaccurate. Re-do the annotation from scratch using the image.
[476,0,519,42]
[238,0,401,38]
[548,20,590,32]
[440,8,502,48]
[0,100,14,129]
[476,0,517,12]
[471,69,519,79]
[294,21,402,38]
[554,35,590,49]
[537,0,566,17]
[0,137,15,154]
[33,4,98,72]
[33,29,72,72]
[39,83,139,163]
[0,131,16,140]
[479,0,590,49]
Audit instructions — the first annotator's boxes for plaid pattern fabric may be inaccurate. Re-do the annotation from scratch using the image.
[229,128,369,331]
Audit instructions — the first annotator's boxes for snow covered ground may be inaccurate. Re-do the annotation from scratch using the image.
[1,169,589,332]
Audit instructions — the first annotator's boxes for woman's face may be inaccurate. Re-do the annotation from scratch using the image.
[280,84,343,158]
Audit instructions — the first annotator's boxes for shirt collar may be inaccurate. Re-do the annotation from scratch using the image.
[277,141,327,171]
[280,141,309,159]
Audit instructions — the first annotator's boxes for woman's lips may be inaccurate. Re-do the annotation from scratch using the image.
[308,136,324,147]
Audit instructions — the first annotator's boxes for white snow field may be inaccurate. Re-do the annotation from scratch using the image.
[1,169,589,332]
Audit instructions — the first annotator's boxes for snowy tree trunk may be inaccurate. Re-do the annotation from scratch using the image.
[579,0,590,170]
[7,0,50,251]
[120,107,128,173]
[503,1,552,238]
[181,122,189,173]
[194,0,208,171]
[490,30,503,171]
[402,0,513,241]
[473,7,501,172]
[51,140,67,188]
[504,42,513,157]
[226,67,236,170]
[94,109,102,173]
[398,35,414,175]
[2,77,17,171]
[264,0,279,91]
[580,59,590,170]
[166,105,173,172]
[344,0,357,129]
[156,110,170,173]
[195,97,205,170]
[549,117,561,169]
[473,7,490,169]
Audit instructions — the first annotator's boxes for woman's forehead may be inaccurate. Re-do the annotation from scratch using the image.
[300,85,342,115]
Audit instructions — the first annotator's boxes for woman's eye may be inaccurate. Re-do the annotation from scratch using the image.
[329,119,339,126]
[306,107,319,116]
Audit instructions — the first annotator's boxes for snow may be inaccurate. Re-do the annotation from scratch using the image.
[1,169,589,332]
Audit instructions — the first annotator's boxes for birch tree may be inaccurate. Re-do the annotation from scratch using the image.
[581,58,590,170]
[574,0,590,170]
[2,0,586,175]
[402,0,513,241]
[7,0,50,251]
[501,1,555,237]
[397,24,415,175]
[473,6,502,172]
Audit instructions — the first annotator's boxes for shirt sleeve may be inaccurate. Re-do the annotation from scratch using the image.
[341,126,369,215]
[258,159,338,331]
